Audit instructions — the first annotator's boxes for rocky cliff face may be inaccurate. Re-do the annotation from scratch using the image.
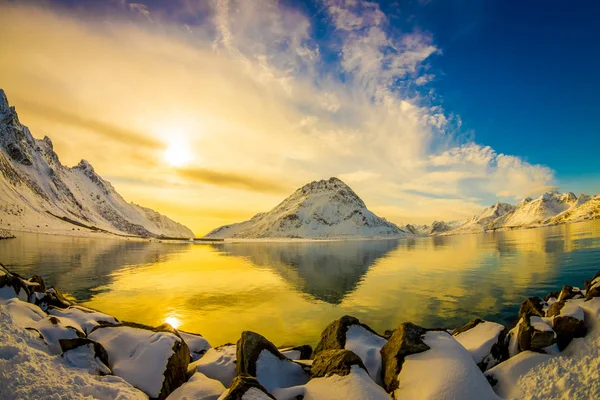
[0,89,194,238]
[205,177,407,239]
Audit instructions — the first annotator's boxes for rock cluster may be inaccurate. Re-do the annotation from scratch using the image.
[2,263,599,399]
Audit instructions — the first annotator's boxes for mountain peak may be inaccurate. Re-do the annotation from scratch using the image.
[0,89,10,115]
[74,159,95,173]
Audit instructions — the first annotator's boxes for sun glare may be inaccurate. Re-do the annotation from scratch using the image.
[164,142,192,167]
[165,316,181,329]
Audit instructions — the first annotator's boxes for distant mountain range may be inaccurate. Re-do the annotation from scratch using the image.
[205,177,407,239]
[0,89,194,238]
[206,178,600,239]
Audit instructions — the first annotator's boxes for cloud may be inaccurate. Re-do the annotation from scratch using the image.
[0,1,557,234]
[14,98,163,150]
[176,167,289,194]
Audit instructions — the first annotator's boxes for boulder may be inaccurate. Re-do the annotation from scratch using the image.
[543,291,560,302]
[34,287,72,310]
[48,305,119,335]
[0,265,32,301]
[517,315,556,352]
[484,351,553,398]
[313,315,387,384]
[274,350,389,400]
[380,322,430,393]
[191,344,237,387]
[557,285,583,302]
[547,301,587,350]
[585,271,600,299]
[29,275,46,293]
[391,330,499,399]
[59,338,111,375]
[167,372,225,400]
[452,319,507,371]
[218,374,275,400]
[311,349,367,378]
[89,322,189,400]
[236,331,309,393]
[518,297,544,319]
[178,331,211,362]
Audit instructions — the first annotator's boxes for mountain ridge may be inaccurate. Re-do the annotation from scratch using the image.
[0,89,194,238]
[205,177,407,239]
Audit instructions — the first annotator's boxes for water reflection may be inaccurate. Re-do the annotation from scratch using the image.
[213,239,400,304]
[1,220,599,347]
[0,234,187,301]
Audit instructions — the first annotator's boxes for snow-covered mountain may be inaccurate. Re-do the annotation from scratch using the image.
[204,177,407,239]
[0,89,194,238]
[438,192,598,236]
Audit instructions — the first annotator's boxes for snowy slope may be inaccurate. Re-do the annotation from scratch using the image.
[204,177,407,239]
[0,89,194,238]
[442,192,597,236]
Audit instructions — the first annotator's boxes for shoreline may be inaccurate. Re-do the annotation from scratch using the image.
[1,263,599,399]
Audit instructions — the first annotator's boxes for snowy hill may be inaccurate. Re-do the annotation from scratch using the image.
[204,177,407,239]
[439,192,597,236]
[0,89,194,238]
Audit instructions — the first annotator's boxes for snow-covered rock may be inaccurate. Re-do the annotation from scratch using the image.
[391,329,499,399]
[278,344,312,360]
[0,228,15,239]
[59,338,112,376]
[313,315,387,384]
[517,315,557,353]
[485,351,553,398]
[178,331,211,362]
[0,89,194,238]
[275,350,389,400]
[88,322,190,399]
[191,344,237,387]
[452,319,507,371]
[27,315,86,354]
[236,331,309,393]
[48,305,120,335]
[166,372,225,400]
[204,177,407,239]
[0,298,147,400]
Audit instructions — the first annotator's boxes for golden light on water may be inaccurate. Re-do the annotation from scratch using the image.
[165,315,182,329]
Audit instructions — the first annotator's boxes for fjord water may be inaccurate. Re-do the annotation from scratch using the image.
[2,220,600,347]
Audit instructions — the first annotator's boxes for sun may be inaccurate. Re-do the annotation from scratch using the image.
[165,316,181,329]
[164,142,192,167]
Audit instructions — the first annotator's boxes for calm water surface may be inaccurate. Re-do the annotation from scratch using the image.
[2,220,600,347]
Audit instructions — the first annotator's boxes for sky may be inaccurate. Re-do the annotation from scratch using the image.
[0,0,598,236]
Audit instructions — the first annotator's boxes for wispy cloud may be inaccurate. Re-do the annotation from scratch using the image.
[176,167,289,194]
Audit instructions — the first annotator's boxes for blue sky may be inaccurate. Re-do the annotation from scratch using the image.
[2,0,599,229]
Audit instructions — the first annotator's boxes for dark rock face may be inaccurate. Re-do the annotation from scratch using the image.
[585,271,600,299]
[546,301,565,318]
[0,264,32,300]
[59,338,110,370]
[553,316,587,350]
[279,344,313,360]
[517,315,556,352]
[221,374,275,400]
[29,275,46,293]
[236,331,287,377]
[34,287,72,310]
[380,322,430,393]
[311,349,367,378]
[557,285,583,302]
[312,315,382,358]
[543,291,560,301]
[518,297,545,319]
[451,318,484,336]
